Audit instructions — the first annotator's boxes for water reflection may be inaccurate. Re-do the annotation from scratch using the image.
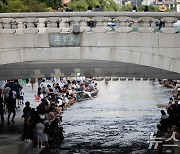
[59,80,172,153]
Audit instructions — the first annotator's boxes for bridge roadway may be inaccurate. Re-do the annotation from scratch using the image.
[0,12,180,80]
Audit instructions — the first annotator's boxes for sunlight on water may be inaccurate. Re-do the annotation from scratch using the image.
[58,80,172,153]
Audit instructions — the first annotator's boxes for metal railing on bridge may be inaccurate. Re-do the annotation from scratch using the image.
[0,12,180,34]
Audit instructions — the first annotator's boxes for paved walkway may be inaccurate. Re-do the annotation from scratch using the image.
[0,82,42,154]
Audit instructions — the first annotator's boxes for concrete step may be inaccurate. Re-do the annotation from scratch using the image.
[25,141,35,154]
[0,141,24,154]
[120,77,126,81]
[104,77,111,81]
[128,77,134,81]
[96,77,104,81]
[27,147,43,154]
[112,77,119,81]
[135,78,141,81]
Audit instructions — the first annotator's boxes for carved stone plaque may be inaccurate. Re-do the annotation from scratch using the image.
[49,33,80,47]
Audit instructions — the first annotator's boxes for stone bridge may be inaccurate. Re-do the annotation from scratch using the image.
[0,12,180,80]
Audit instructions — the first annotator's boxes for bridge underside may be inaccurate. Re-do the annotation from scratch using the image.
[0,60,179,80]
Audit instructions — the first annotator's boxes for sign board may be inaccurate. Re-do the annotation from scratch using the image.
[49,33,80,47]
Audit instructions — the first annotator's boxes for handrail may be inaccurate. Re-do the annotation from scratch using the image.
[0,12,179,34]
[0,12,179,18]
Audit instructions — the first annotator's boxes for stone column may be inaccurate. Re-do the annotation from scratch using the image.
[138,17,155,33]
[37,18,46,34]
[91,17,111,33]
[59,17,70,33]
[16,18,25,34]
[161,17,178,33]
[80,17,91,32]
[22,18,39,34]
[0,18,16,34]
[69,17,87,33]
[46,17,61,33]
[131,18,140,33]
[0,19,2,30]
[114,17,133,33]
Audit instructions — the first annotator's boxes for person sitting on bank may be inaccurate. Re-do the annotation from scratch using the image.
[160,110,168,120]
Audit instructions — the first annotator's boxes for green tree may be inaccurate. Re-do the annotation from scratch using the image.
[0,0,6,12]
[4,0,28,12]
[104,0,119,11]
[86,0,99,9]
[23,0,48,12]
[69,0,119,11]
[120,4,133,11]
[39,0,62,10]
[69,0,88,11]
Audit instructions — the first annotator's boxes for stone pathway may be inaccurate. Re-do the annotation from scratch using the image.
[0,82,42,154]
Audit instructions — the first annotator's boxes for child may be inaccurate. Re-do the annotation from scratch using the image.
[19,87,24,105]
[77,93,81,101]
[36,118,45,148]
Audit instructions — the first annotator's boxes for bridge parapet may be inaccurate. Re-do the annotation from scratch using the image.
[0,12,179,34]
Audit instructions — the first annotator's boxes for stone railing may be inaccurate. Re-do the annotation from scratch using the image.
[0,12,180,34]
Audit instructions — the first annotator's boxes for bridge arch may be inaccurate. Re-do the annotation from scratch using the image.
[0,12,179,79]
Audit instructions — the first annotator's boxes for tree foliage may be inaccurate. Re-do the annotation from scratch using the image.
[4,0,28,12]
[39,0,62,10]
[0,0,172,12]
[119,4,133,11]
[0,0,49,12]
[0,0,6,12]
[23,0,48,12]
[68,0,119,11]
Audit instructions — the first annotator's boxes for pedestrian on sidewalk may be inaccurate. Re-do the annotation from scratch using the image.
[30,78,36,90]
[19,87,24,105]
[35,118,45,148]
[3,84,11,114]
[6,90,16,124]
[22,101,31,141]
[0,88,4,123]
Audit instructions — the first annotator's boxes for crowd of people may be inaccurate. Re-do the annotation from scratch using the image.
[154,79,180,153]
[56,4,102,12]
[0,76,98,148]
[0,80,24,124]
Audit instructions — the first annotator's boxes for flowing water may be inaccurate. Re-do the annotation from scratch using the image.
[48,80,173,154]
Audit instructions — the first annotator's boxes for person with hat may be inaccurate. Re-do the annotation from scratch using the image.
[158,3,167,30]
[159,4,167,12]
